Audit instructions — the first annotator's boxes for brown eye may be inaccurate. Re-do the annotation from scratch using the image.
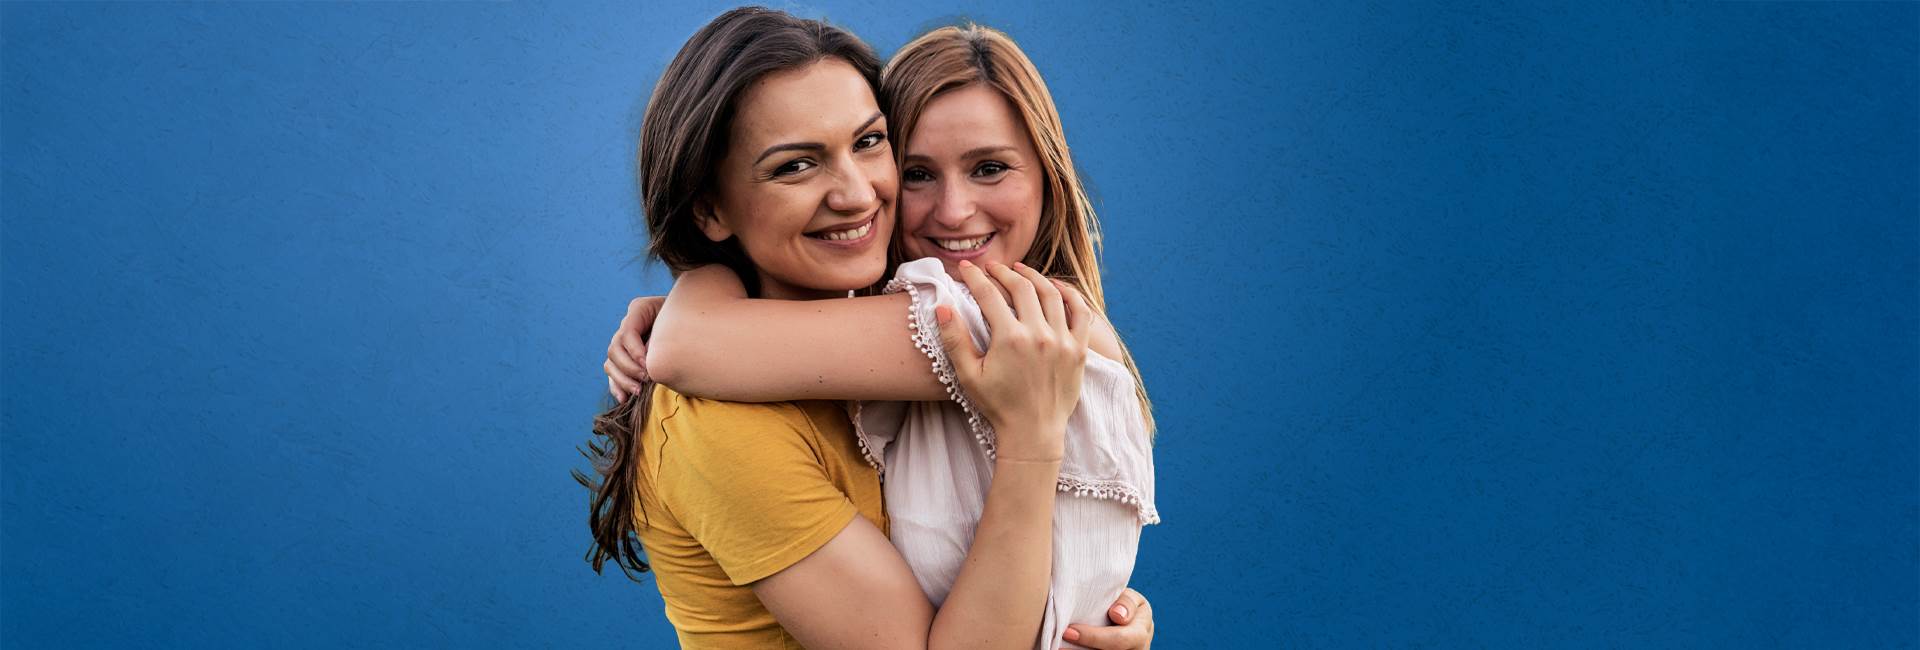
[972,161,1008,177]
[774,159,816,177]
[855,132,886,150]
[903,167,933,183]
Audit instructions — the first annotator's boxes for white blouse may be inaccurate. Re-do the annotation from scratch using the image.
[853,259,1159,650]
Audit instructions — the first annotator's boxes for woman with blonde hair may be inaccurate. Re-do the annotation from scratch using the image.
[606,21,1157,650]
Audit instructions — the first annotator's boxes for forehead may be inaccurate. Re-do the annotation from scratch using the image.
[730,58,878,148]
[907,83,1028,154]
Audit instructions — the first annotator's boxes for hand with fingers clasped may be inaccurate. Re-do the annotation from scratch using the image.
[932,260,1093,463]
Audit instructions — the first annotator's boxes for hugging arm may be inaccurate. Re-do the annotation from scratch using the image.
[609,264,1129,402]
[624,264,1153,649]
[753,457,1067,649]
[641,264,949,402]
[750,263,1091,649]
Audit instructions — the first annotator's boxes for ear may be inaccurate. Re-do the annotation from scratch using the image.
[693,197,733,243]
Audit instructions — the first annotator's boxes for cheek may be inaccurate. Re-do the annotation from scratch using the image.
[983,179,1043,243]
[896,188,933,250]
[868,157,900,203]
[729,193,808,256]
[898,189,932,231]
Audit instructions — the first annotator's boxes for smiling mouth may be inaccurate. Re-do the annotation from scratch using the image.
[930,233,994,252]
[805,215,875,242]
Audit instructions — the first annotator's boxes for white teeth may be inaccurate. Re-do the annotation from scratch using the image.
[933,234,992,251]
[817,221,872,242]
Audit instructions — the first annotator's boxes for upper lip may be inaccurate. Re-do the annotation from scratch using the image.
[806,212,877,235]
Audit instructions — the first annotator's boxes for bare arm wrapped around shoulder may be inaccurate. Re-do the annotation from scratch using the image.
[643,264,949,402]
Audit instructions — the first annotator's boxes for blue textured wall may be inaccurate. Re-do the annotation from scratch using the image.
[3,2,1915,647]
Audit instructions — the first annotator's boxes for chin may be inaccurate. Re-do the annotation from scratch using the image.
[835,268,886,291]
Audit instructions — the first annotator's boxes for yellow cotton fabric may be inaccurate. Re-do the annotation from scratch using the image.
[632,386,888,649]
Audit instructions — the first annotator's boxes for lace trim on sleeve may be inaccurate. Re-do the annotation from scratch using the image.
[1060,474,1161,525]
[890,273,1161,526]
[886,275,1000,461]
[845,401,886,475]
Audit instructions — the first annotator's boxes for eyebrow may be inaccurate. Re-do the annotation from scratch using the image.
[753,111,886,166]
[903,145,1018,164]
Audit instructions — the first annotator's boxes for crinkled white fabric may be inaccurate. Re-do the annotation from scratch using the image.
[851,258,1158,649]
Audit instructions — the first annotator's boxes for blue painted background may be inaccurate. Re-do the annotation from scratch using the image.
[4,1,1915,647]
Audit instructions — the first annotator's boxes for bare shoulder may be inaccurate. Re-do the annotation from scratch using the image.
[1088,311,1125,362]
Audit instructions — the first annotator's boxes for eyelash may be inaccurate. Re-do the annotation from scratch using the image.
[772,132,887,178]
[904,161,1010,183]
[773,159,816,177]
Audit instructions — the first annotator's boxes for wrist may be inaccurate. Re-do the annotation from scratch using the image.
[990,455,1063,494]
[993,426,1065,465]
[994,454,1063,466]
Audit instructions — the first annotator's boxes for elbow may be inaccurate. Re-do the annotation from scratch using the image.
[644,330,725,399]
[643,339,685,388]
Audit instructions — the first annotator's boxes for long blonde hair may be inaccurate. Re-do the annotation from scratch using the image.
[881,23,1155,434]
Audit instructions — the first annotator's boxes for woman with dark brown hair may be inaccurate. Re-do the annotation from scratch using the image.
[579,8,1150,649]
[604,20,1158,650]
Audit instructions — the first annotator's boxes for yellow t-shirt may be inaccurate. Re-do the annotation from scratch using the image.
[633,386,888,649]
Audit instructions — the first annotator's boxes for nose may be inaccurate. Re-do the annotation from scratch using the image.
[930,178,974,229]
[826,160,879,215]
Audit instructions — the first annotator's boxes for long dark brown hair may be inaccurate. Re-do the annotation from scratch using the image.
[574,6,882,580]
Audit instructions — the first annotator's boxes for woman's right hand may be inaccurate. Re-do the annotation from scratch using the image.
[605,295,665,400]
[934,260,1092,463]
[1065,588,1154,649]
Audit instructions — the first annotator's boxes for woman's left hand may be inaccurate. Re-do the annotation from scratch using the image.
[605,295,665,400]
[1062,588,1153,649]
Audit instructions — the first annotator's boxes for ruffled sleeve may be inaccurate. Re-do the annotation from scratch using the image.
[847,258,996,475]
[853,258,1159,525]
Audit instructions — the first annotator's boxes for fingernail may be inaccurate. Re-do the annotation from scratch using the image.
[1114,604,1129,619]
[959,260,974,268]
[1014,261,1028,270]
[1062,627,1080,642]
